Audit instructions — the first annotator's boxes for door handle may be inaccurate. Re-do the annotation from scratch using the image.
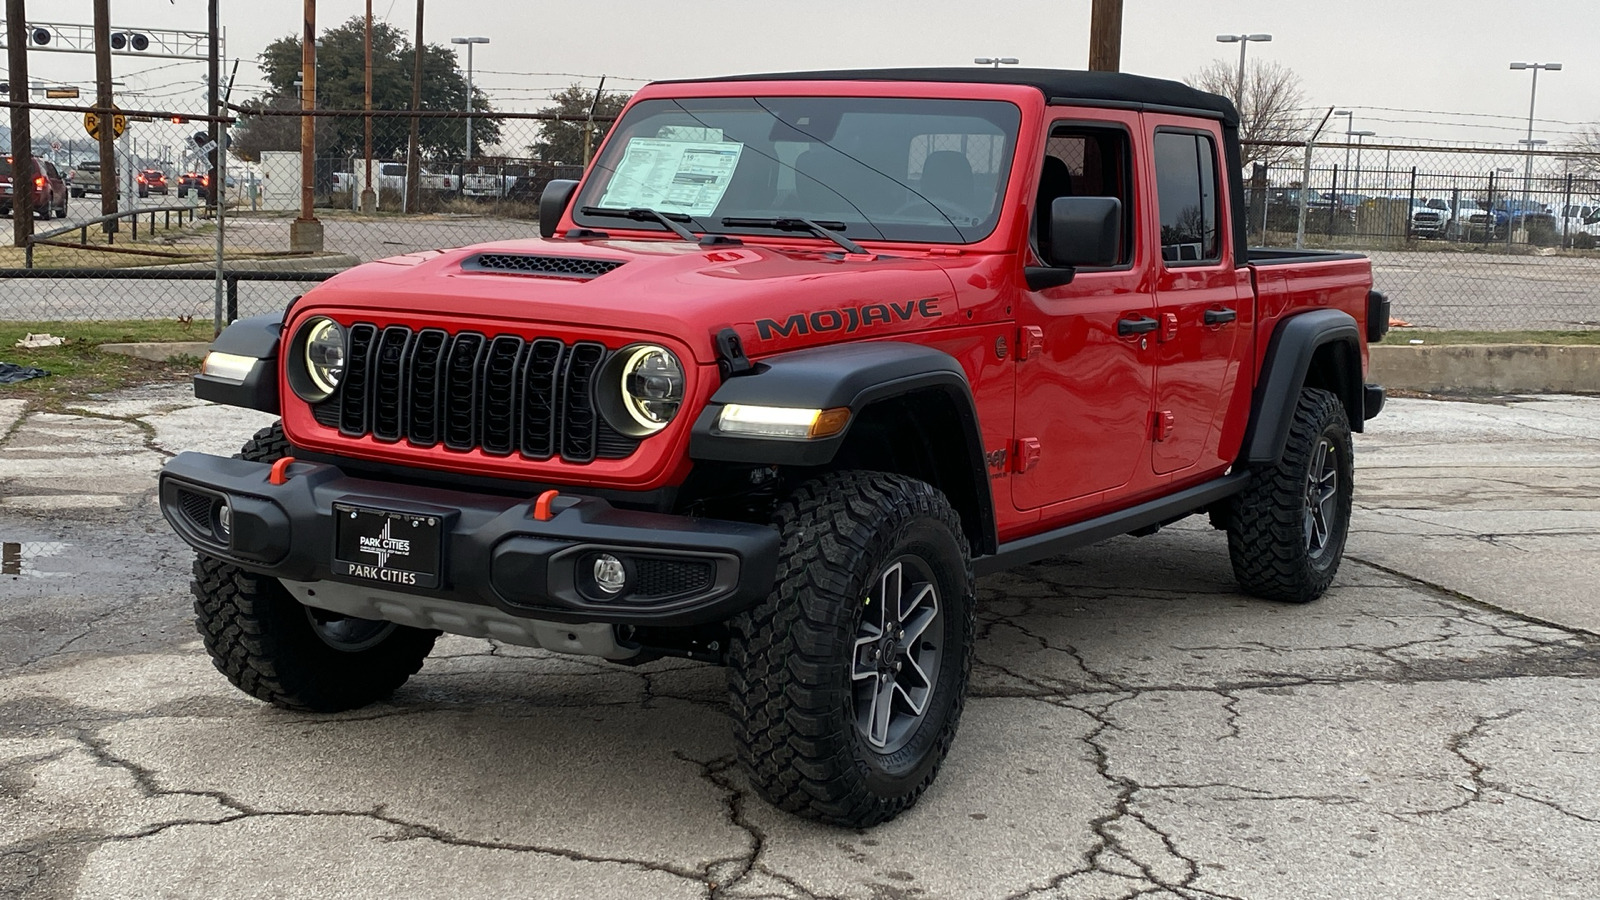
[1204,307,1238,326]
[1117,315,1160,337]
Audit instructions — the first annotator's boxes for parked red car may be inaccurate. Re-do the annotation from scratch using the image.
[0,155,69,219]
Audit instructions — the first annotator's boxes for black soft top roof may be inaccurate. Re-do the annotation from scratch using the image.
[670,67,1239,127]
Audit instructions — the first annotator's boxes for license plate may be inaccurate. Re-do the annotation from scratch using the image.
[332,504,442,589]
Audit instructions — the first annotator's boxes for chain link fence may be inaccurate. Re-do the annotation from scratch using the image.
[1242,140,1600,330]
[4,99,1599,333]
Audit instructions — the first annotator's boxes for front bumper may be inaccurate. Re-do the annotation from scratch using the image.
[159,452,780,627]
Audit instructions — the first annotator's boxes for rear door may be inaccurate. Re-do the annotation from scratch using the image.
[1011,112,1156,511]
[1145,119,1252,476]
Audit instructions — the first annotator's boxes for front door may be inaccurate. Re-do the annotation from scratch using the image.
[1146,121,1249,476]
[1012,115,1156,511]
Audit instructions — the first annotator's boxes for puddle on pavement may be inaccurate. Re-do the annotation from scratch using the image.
[1,541,72,577]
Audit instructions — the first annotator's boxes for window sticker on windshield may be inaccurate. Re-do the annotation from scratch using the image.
[598,138,744,218]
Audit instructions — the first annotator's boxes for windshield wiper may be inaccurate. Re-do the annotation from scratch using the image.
[581,206,699,242]
[720,217,868,255]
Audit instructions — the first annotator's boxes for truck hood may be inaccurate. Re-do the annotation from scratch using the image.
[302,237,968,364]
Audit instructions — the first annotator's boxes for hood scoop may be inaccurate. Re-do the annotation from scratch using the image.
[463,253,625,280]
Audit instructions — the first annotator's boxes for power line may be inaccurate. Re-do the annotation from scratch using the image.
[1350,105,1598,128]
[470,69,653,83]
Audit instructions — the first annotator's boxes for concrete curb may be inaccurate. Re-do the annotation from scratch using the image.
[1371,344,1600,393]
[99,342,210,362]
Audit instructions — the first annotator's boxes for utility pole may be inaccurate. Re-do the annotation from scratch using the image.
[361,0,375,213]
[291,0,323,250]
[93,0,118,231]
[209,0,225,332]
[1088,0,1123,72]
[405,0,423,213]
[7,0,33,245]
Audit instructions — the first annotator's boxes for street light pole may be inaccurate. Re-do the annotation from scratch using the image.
[1215,33,1271,110]
[450,36,489,160]
[1518,138,1548,227]
[1332,110,1352,181]
[1510,61,1561,229]
[1348,130,1375,196]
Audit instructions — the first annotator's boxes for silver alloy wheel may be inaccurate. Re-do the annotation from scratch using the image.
[305,607,397,652]
[852,556,943,754]
[1304,436,1339,558]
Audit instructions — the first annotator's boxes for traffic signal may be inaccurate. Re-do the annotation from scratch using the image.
[109,32,150,52]
[30,28,51,45]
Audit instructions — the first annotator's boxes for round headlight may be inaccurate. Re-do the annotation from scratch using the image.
[303,318,346,396]
[619,345,684,433]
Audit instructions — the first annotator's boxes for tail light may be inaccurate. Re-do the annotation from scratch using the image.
[34,176,45,189]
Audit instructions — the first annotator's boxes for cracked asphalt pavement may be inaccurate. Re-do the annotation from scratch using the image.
[2,386,1598,899]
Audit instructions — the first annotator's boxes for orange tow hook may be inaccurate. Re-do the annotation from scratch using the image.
[533,489,560,521]
[268,457,297,485]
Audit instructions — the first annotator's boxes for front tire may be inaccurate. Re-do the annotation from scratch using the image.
[191,422,438,711]
[1227,388,1354,603]
[727,471,976,827]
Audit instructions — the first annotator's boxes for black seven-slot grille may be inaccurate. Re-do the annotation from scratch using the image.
[312,324,640,463]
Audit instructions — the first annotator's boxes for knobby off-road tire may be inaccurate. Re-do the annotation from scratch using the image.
[727,471,976,827]
[192,422,437,712]
[1227,387,1354,603]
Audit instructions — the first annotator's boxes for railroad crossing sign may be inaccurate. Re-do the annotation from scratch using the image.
[82,107,127,141]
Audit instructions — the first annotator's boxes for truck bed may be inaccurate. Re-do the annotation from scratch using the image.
[1247,248,1367,266]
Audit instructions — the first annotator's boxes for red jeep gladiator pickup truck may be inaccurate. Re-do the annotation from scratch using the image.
[163,68,1386,827]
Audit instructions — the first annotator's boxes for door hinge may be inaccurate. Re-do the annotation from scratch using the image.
[1160,312,1179,343]
[1152,410,1175,442]
[1013,437,1041,473]
[1017,325,1044,361]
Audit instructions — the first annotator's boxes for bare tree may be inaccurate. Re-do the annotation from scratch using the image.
[1564,124,1600,182]
[1187,59,1309,168]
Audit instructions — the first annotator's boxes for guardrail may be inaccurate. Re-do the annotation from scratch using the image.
[0,268,340,329]
[24,205,207,269]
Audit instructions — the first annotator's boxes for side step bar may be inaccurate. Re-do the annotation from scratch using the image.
[974,471,1251,576]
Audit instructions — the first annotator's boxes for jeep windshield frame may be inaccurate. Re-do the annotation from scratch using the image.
[572,96,1023,245]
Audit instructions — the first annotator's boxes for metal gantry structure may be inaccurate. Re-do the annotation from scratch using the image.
[0,20,211,61]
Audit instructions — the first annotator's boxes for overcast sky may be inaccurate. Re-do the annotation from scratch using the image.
[13,0,1600,147]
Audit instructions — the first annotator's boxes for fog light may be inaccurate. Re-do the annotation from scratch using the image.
[216,502,232,539]
[592,554,626,595]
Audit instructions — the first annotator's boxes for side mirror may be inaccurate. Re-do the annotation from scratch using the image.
[1048,196,1122,268]
[1026,196,1122,291]
[538,179,580,238]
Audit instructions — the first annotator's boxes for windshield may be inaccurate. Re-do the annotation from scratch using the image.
[574,96,1022,244]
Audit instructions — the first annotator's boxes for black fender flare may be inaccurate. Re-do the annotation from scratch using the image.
[1241,309,1365,467]
[689,341,996,554]
[193,312,283,414]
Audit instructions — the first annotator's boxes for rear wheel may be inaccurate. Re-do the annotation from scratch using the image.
[191,422,438,711]
[727,471,975,827]
[1227,388,1354,603]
